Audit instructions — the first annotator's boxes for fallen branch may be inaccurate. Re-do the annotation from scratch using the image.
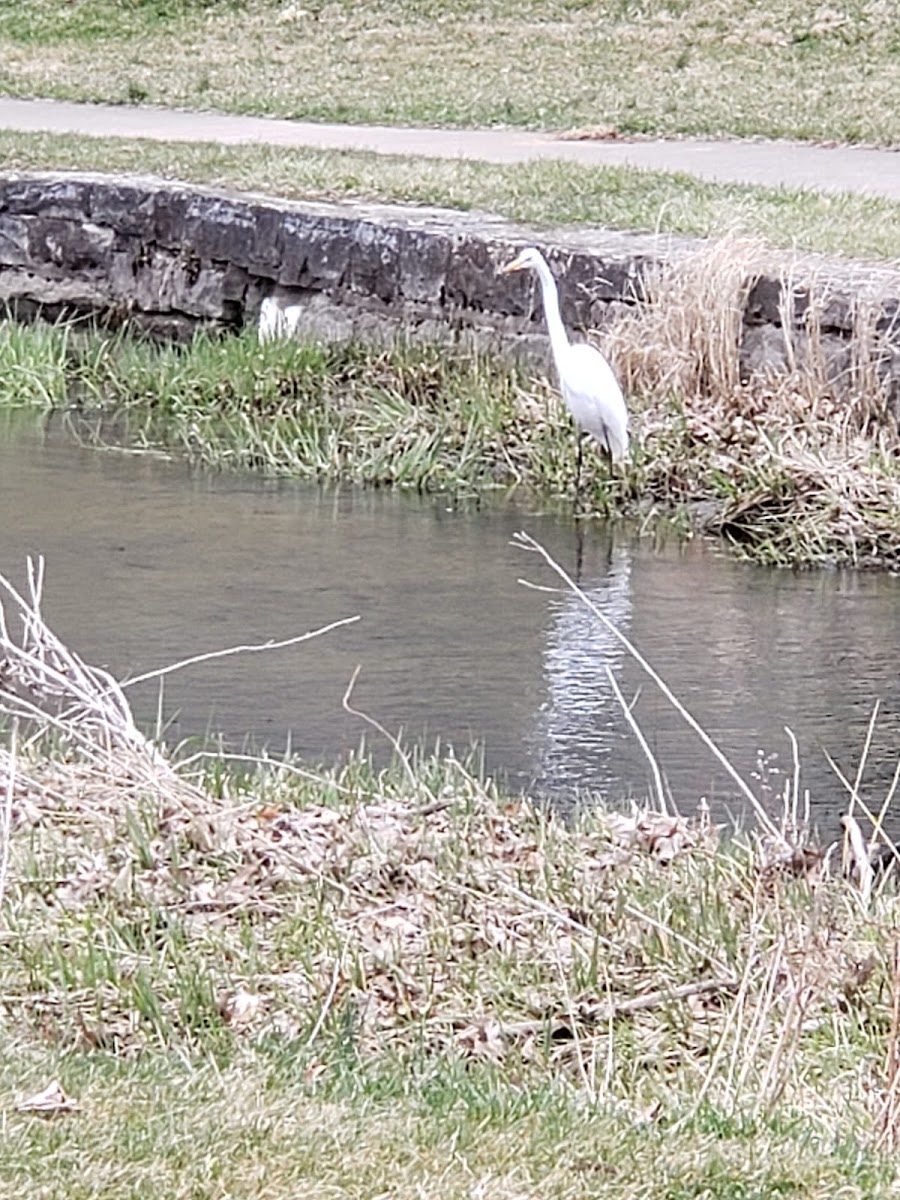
[481,977,740,1040]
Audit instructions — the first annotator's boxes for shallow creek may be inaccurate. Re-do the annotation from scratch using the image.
[2,414,899,833]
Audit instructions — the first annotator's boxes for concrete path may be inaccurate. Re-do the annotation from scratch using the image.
[1,96,899,201]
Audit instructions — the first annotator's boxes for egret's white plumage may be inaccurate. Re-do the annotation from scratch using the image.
[500,247,629,463]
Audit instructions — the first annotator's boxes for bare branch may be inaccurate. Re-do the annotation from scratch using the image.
[121,616,361,690]
[514,531,784,843]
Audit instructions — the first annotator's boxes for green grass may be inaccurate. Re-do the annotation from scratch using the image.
[4,1053,894,1197]
[3,128,900,262]
[6,325,588,495]
[1,0,899,146]
[3,313,900,570]
[100,333,600,497]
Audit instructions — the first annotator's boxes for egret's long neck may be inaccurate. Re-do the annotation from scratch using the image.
[533,258,570,363]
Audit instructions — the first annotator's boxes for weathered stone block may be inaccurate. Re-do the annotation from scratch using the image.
[0,176,92,218]
[183,194,258,266]
[87,178,159,238]
[444,235,507,313]
[398,227,451,305]
[147,186,193,248]
[0,214,30,267]
[278,212,354,288]
[0,169,899,401]
[347,220,401,303]
[243,203,284,275]
[27,217,115,273]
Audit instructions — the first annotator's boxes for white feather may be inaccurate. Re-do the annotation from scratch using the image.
[559,342,629,462]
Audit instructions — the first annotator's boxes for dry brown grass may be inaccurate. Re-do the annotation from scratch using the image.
[610,235,763,402]
[4,689,889,1114]
[603,235,900,567]
[0,556,198,817]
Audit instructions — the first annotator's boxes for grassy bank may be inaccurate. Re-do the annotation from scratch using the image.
[1,561,900,1200]
[6,129,900,263]
[6,746,900,1198]
[3,220,900,572]
[1,0,899,147]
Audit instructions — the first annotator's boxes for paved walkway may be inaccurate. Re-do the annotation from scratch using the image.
[2,96,900,201]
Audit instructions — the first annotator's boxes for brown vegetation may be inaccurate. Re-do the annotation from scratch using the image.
[604,236,900,567]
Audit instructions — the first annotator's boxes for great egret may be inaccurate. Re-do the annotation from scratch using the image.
[500,247,629,469]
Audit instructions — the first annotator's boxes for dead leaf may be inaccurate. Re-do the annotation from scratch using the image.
[219,989,262,1027]
[304,1060,327,1085]
[456,1017,505,1061]
[637,814,695,863]
[559,124,623,142]
[16,1080,78,1115]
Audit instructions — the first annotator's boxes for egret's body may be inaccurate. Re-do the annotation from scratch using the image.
[500,248,629,463]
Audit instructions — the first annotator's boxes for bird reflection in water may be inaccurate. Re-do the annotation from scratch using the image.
[529,535,634,807]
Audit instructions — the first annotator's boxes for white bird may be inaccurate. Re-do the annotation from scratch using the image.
[258,296,303,343]
[500,247,629,468]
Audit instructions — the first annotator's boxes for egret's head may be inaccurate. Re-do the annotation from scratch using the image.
[499,247,543,275]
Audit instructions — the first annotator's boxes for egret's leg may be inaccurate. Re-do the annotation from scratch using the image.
[574,430,586,510]
[601,430,617,487]
[603,430,616,472]
[574,520,585,580]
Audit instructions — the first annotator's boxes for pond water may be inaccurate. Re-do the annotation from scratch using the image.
[2,411,900,834]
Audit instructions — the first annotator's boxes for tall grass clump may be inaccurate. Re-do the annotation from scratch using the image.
[60,327,625,504]
[605,235,900,568]
[0,319,74,407]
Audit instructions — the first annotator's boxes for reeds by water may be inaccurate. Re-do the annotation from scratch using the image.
[604,234,900,568]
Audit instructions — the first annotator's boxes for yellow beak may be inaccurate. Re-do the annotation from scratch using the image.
[499,254,528,274]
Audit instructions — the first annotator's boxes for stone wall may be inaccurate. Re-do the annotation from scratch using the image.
[1,170,900,399]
